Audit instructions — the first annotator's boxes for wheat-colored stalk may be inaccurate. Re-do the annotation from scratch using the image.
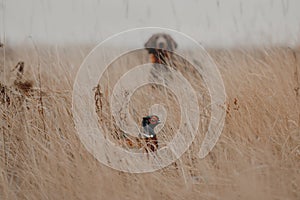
[0,45,299,200]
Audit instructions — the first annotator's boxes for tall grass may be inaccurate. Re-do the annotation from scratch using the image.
[0,45,299,200]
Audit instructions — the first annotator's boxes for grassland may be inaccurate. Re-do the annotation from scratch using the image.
[0,44,299,200]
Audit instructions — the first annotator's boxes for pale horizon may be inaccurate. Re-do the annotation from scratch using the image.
[1,0,300,48]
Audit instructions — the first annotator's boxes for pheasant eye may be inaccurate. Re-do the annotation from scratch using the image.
[150,116,159,124]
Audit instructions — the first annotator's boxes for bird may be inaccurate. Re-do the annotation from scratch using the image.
[140,115,161,152]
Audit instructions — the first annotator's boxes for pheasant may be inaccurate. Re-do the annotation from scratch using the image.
[140,115,161,152]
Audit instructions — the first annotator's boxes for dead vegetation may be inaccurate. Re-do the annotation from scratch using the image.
[0,45,299,200]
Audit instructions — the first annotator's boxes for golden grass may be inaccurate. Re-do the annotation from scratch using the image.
[0,45,299,200]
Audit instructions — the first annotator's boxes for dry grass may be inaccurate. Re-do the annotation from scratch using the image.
[0,44,300,200]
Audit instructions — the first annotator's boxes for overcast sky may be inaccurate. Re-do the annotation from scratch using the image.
[1,0,300,47]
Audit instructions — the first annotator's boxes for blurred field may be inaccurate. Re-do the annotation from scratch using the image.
[0,44,300,200]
